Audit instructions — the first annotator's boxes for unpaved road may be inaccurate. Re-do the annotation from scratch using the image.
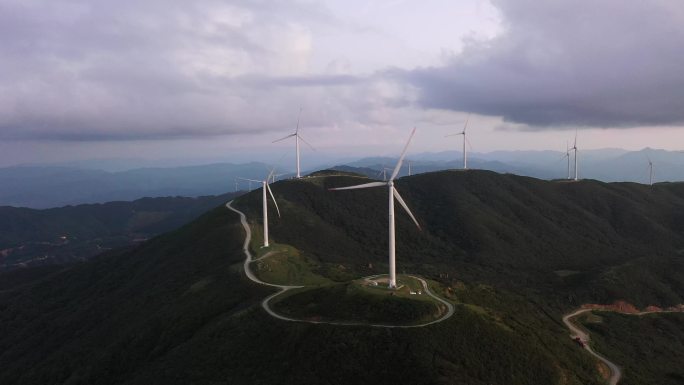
[226,201,454,328]
[563,309,621,385]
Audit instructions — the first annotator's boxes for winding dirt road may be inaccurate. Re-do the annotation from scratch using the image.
[226,200,454,328]
[562,309,621,385]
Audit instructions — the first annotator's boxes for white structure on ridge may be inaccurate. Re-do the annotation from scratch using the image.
[238,170,280,247]
[273,108,315,178]
[330,128,421,289]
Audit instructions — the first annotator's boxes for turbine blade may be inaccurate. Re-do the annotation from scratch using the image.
[329,181,386,191]
[298,134,316,151]
[462,114,470,133]
[393,187,421,230]
[465,136,473,151]
[237,177,262,183]
[444,133,464,137]
[266,183,281,218]
[272,133,296,143]
[295,107,302,134]
[390,127,417,181]
[266,167,276,182]
[574,128,578,147]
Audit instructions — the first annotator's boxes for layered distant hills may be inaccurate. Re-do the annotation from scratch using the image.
[3,147,683,208]
[0,162,273,208]
[1,170,683,384]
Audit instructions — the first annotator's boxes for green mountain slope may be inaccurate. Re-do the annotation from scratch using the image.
[0,192,238,269]
[4,170,684,384]
[579,311,684,385]
[241,170,684,309]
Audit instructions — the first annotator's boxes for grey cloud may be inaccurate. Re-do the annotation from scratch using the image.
[0,0,352,141]
[393,0,684,128]
[229,74,366,88]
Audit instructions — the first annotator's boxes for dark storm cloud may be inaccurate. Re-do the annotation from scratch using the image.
[394,0,684,128]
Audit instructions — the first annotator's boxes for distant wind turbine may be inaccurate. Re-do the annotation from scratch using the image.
[648,157,654,186]
[446,115,471,169]
[272,108,315,178]
[561,141,571,179]
[330,128,421,289]
[382,167,393,181]
[570,130,579,181]
[238,170,281,247]
[407,160,412,176]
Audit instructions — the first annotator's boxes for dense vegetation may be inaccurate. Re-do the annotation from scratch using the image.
[0,192,237,269]
[3,170,684,384]
[237,170,684,310]
[580,312,684,385]
[272,282,440,325]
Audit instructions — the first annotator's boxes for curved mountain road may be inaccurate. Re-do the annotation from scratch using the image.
[226,201,454,328]
[563,309,622,385]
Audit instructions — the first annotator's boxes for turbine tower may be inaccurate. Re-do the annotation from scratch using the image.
[238,170,280,247]
[446,115,470,169]
[570,131,579,181]
[648,157,654,186]
[330,128,421,289]
[272,108,315,178]
[562,141,571,179]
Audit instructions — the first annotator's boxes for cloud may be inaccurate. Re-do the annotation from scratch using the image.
[0,0,384,141]
[393,0,684,128]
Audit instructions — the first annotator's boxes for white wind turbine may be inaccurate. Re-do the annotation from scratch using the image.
[381,167,393,181]
[446,115,470,169]
[272,108,315,178]
[648,157,654,186]
[570,130,579,181]
[237,170,281,247]
[330,128,421,289]
[561,141,571,179]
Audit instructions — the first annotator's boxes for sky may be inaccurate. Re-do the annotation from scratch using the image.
[1,0,684,168]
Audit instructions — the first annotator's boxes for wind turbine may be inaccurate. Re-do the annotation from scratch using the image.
[237,170,281,247]
[648,157,654,186]
[570,130,579,181]
[407,160,412,176]
[272,108,315,178]
[330,128,421,289]
[382,167,393,181]
[561,141,571,179]
[446,115,470,169]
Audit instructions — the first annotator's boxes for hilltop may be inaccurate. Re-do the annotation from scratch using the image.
[2,170,684,384]
[239,170,684,309]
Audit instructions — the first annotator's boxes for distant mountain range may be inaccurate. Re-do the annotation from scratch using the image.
[2,148,683,208]
[0,163,277,208]
[338,147,683,182]
[0,192,238,270]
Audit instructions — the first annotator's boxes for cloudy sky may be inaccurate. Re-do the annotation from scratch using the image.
[1,0,684,167]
